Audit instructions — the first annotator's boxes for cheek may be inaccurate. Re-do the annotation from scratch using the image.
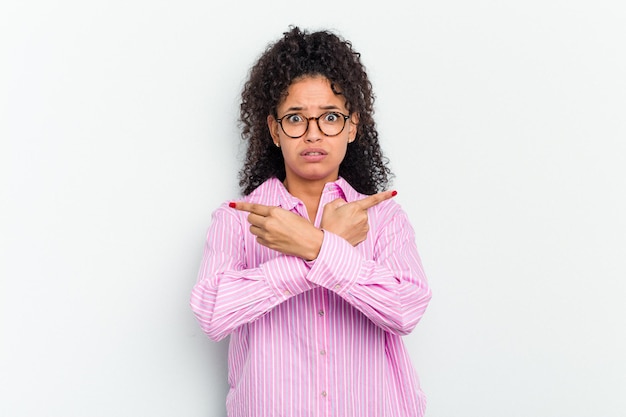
[336,143,350,163]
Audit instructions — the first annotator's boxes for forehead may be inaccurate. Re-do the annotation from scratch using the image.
[277,76,347,111]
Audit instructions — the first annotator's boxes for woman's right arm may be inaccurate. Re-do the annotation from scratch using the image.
[189,205,315,341]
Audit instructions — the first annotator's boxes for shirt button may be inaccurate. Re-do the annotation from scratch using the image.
[318,310,325,316]
[321,391,327,397]
[283,289,291,296]
[320,349,326,355]
[334,284,341,290]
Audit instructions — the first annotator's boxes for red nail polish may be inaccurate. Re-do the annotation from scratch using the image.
[391,190,398,197]
[229,202,237,208]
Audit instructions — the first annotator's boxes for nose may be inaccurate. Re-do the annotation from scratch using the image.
[304,118,323,142]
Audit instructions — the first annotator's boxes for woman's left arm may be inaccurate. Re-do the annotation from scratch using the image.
[307,203,432,336]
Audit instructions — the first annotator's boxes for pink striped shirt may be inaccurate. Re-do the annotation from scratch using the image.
[190,177,432,417]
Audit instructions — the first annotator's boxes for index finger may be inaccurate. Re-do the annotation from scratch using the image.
[229,201,273,216]
[354,190,397,210]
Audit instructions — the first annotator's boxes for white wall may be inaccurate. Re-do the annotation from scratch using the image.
[2,1,625,416]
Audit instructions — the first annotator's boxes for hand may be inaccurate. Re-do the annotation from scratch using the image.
[320,190,396,246]
[231,202,324,260]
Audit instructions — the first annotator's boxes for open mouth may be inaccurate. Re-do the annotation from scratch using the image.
[301,149,327,156]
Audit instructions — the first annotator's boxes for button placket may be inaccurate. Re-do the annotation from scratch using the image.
[315,288,330,408]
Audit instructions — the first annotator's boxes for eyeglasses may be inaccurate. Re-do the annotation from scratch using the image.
[276,111,350,138]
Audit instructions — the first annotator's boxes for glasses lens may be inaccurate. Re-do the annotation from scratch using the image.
[318,112,345,136]
[279,112,347,138]
[281,114,307,138]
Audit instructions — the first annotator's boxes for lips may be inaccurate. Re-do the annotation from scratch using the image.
[300,148,328,162]
[301,148,327,156]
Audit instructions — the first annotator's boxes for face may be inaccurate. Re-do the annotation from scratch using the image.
[267,76,358,189]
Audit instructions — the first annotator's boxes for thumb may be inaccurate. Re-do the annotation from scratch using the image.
[324,198,348,210]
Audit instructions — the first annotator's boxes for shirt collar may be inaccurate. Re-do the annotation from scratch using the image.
[246,178,298,210]
[247,177,366,209]
[332,177,364,203]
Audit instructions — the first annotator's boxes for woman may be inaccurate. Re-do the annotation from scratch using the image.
[190,26,432,417]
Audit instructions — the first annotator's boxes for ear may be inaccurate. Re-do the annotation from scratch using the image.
[348,113,360,143]
[267,115,280,145]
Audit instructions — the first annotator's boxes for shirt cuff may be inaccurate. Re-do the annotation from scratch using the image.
[306,230,363,294]
[261,254,316,301]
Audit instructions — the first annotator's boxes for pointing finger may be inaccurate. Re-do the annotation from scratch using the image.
[229,201,273,216]
[355,190,397,210]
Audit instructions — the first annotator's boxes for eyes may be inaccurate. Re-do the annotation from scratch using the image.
[276,111,350,138]
[283,112,343,125]
[324,112,341,123]
[284,114,303,123]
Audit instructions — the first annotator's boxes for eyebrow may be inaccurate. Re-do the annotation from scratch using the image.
[283,105,343,113]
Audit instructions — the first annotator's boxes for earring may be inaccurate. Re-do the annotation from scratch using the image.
[275,142,280,148]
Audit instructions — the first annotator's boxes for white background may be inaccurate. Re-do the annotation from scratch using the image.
[2,1,625,416]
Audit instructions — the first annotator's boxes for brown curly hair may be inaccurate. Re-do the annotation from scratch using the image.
[238,26,392,195]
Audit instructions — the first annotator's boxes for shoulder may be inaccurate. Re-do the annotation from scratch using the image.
[369,196,406,226]
[243,177,284,205]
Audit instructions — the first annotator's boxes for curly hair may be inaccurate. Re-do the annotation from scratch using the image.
[238,26,392,195]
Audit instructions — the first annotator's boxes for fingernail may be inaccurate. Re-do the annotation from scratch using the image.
[228,202,237,208]
[391,190,398,197]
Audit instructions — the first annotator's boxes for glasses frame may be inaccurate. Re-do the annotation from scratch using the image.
[276,111,350,139]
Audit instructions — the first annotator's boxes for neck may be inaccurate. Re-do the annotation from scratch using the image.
[283,176,337,221]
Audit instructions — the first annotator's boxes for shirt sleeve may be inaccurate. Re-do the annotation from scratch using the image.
[190,205,316,341]
[305,203,432,336]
